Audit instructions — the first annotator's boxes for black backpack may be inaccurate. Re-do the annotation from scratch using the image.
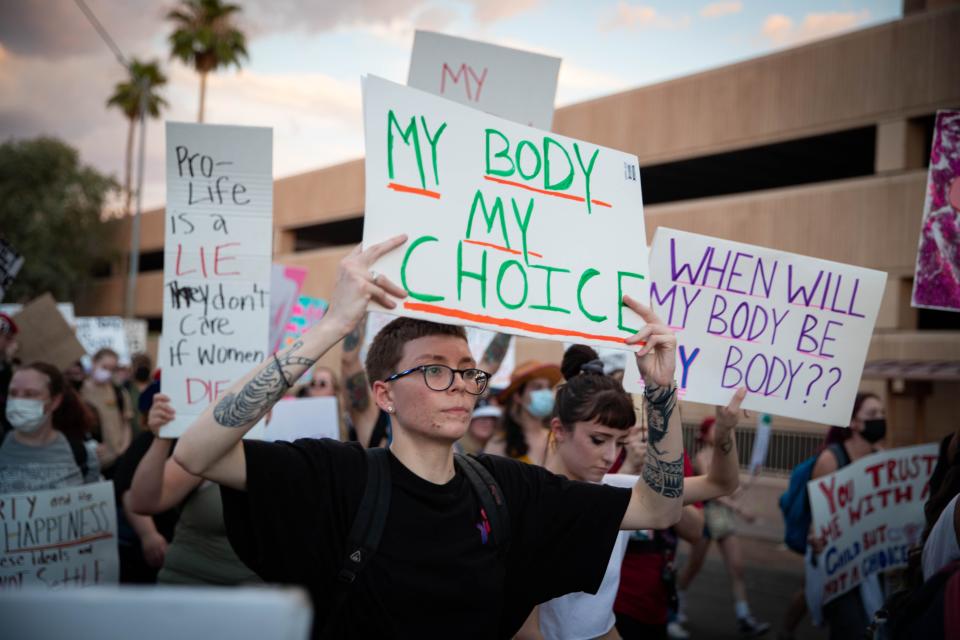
[323,448,511,634]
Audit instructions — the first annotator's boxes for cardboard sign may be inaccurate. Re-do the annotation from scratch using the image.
[0,480,118,590]
[161,122,273,437]
[10,294,86,370]
[1,302,75,328]
[264,397,340,442]
[912,110,960,312]
[623,228,886,426]
[123,318,148,356]
[0,238,24,302]
[364,310,517,388]
[362,76,649,352]
[807,444,938,604]
[75,317,131,364]
[408,31,561,130]
[269,264,308,353]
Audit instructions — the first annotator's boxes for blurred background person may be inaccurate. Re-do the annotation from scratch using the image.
[486,361,562,465]
[81,347,133,477]
[455,404,501,455]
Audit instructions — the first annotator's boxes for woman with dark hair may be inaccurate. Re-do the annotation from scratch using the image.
[0,361,99,492]
[806,391,885,638]
[485,361,562,465]
[525,345,743,640]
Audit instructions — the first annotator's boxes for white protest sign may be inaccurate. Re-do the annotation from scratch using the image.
[263,397,340,443]
[364,310,517,388]
[0,238,24,302]
[623,228,887,426]
[408,31,561,130]
[123,318,148,356]
[807,444,938,604]
[161,122,273,437]
[0,480,118,590]
[362,76,649,352]
[748,413,772,474]
[75,317,131,364]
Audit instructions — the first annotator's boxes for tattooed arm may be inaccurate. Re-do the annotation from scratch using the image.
[340,318,381,448]
[477,333,512,379]
[619,297,684,531]
[173,235,408,489]
[683,388,744,504]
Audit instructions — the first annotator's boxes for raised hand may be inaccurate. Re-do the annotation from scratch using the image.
[623,295,677,388]
[622,424,648,474]
[715,387,747,455]
[325,235,408,334]
[147,393,176,437]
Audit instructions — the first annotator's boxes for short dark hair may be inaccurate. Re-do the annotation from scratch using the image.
[365,317,467,384]
[555,344,635,431]
[93,348,119,363]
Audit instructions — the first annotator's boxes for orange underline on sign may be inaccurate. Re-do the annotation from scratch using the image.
[462,239,544,259]
[482,175,613,208]
[10,532,114,553]
[403,302,643,345]
[387,182,441,199]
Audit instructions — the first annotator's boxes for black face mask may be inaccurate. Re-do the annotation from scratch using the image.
[861,418,886,443]
[134,367,151,383]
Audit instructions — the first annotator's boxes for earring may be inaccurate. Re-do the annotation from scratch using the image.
[388,406,394,413]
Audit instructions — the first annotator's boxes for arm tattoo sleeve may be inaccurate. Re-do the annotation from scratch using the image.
[343,323,363,353]
[213,342,317,428]
[481,333,511,367]
[641,381,683,497]
[345,371,371,412]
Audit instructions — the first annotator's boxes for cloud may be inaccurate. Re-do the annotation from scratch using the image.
[600,2,690,31]
[700,2,742,18]
[0,0,162,59]
[761,10,871,46]
[556,63,629,104]
[469,0,540,25]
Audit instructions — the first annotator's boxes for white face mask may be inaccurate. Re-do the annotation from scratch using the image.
[92,367,112,384]
[6,398,48,434]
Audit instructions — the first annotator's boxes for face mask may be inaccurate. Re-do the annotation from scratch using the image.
[6,398,48,434]
[861,418,886,444]
[92,367,112,384]
[526,389,555,419]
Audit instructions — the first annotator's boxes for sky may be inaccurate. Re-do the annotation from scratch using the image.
[0,0,903,212]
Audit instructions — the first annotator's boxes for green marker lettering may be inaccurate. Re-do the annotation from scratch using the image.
[573,143,599,214]
[387,110,426,190]
[529,264,571,314]
[516,139,542,181]
[465,190,511,249]
[617,271,646,332]
[496,260,528,310]
[544,136,574,191]
[401,235,444,302]
[458,240,488,307]
[419,116,447,186]
[485,128,514,177]
[510,197,534,264]
[577,268,607,323]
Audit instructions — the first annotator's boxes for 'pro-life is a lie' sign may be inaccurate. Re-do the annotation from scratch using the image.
[625,228,886,426]
[362,76,649,352]
[161,122,273,436]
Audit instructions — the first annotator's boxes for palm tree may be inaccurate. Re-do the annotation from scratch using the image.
[106,59,168,216]
[167,0,248,123]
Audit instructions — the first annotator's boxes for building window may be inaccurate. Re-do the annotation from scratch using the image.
[293,216,364,251]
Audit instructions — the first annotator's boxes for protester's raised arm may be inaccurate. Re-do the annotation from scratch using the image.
[620,297,684,531]
[340,317,381,448]
[683,388,745,504]
[174,235,408,487]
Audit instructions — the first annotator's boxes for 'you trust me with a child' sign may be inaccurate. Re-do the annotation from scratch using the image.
[625,229,887,426]
[361,76,649,352]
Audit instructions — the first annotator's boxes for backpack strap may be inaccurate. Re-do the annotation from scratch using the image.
[66,436,89,478]
[323,447,391,635]
[455,454,511,554]
[828,442,851,469]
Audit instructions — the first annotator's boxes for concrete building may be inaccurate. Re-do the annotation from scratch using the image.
[81,3,960,464]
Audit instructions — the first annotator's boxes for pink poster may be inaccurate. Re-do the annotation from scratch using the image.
[912,110,960,312]
[269,264,308,353]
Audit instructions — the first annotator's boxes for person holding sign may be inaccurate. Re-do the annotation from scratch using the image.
[530,345,743,640]
[172,236,685,639]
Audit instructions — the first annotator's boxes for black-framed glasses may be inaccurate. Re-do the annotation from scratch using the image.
[384,364,490,396]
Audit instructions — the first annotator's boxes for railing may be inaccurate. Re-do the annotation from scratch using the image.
[682,423,825,476]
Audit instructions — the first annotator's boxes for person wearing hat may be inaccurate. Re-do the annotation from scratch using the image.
[485,361,563,465]
[0,312,18,434]
[455,404,502,456]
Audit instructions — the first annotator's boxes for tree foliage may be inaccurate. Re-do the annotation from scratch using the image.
[0,137,118,303]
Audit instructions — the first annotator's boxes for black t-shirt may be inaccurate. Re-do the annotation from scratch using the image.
[221,439,631,639]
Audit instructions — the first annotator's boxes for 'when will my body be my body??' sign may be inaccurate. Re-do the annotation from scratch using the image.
[625,228,886,426]
[161,122,273,437]
[362,76,649,352]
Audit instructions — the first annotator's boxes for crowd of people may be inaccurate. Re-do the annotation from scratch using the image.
[0,237,957,639]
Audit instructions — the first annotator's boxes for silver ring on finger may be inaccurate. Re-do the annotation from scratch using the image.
[369,270,379,284]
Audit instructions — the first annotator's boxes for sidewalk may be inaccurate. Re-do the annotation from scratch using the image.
[675,536,826,639]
